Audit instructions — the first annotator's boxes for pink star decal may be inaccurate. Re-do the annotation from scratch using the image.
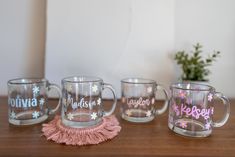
[208,93,213,102]
[172,103,178,112]
[179,121,187,128]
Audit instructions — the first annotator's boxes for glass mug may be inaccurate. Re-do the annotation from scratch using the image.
[121,78,169,123]
[8,78,61,125]
[168,83,230,137]
[61,76,117,128]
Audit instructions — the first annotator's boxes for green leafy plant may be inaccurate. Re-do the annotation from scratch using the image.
[174,43,220,81]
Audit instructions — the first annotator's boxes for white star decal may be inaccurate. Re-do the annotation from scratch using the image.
[91,112,97,120]
[126,110,132,116]
[10,111,16,119]
[146,110,152,117]
[92,85,98,93]
[39,98,45,106]
[147,87,152,93]
[97,98,101,105]
[32,86,40,95]
[32,111,40,119]
[67,113,74,120]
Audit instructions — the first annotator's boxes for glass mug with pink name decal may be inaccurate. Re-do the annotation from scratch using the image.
[168,83,230,137]
[121,78,169,122]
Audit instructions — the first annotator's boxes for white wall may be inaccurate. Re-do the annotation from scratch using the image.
[0,0,46,95]
[175,0,235,98]
[45,0,175,98]
[0,0,234,98]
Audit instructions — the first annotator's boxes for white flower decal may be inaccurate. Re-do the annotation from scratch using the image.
[32,86,40,95]
[67,113,74,120]
[62,98,67,105]
[10,111,16,119]
[151,98,155,104]
[91,112,97,120]
[66,84,73,92]
[32,111,40,119]
[146,110,152,117]
[121,97,126,103]
[126,110,132,116]
[92,85,98,93]
[39,98,45,106]
[97,98,101,105]
[147,87,152,93]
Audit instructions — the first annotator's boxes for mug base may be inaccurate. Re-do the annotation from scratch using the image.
[9,114,48,125]
[168,120,212,137]
[121,114,154,123]
[62,118,103,128]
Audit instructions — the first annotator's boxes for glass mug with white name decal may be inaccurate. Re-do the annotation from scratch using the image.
[168,83,230,137]
[61,76,117,128]
[8,78,61,125]
[121,78,169,123]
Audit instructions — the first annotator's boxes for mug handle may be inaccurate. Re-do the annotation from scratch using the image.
[47,83,62,115]
[211,92,230,127]
[155,84,169,115]
[102,83,117,116]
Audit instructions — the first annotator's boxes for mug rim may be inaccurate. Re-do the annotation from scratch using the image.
[62,76,103,83]
[8,78,48,85]
[170,82,215,91]
[121,78,156,84]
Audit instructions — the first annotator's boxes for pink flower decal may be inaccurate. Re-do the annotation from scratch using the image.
[169,116,174,123]
[172,103,180,116]
[179,90,186,99]
[186,97,192,105]
[200,103,205,108]
[210,107,214,115]
[205,122,211,130]
[208,93,213,102]
[179,121,187,128]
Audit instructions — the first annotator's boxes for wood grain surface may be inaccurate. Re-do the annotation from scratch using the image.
[0,97,234,157]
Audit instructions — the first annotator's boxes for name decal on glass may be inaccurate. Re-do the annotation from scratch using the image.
[127,97,151,108]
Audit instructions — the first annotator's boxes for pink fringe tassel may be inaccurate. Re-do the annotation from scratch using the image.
[42,115,121,146]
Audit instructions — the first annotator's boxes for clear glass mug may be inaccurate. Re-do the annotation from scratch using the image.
[8,78,61,125]
[61,76,117,128]
[121,78,169,123]
[168,83,230,137]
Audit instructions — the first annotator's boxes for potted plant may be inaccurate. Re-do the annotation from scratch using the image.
[174,43,220,83]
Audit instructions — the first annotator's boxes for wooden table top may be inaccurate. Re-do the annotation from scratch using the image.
[0,96,234,157]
